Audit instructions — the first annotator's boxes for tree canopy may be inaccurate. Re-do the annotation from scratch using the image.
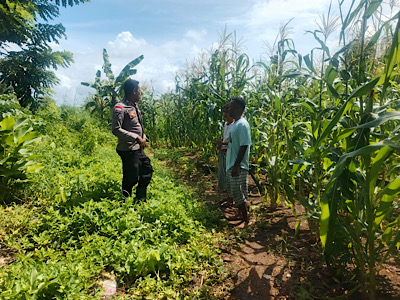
[0,0,89,109]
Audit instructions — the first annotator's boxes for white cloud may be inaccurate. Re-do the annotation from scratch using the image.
[223,0,339,57]
[107,32,148,51]
[185,29,207,42]
[244,0,331,28]
[53,30,206,105]
[51,0,360,105]
[57,74,73,88]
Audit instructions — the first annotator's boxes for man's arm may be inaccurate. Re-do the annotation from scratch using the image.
[231,145,248,177]
[112,105,140,143]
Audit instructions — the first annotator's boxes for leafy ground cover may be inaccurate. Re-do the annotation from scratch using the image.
[2,102,400,299]
[0,106,227,299]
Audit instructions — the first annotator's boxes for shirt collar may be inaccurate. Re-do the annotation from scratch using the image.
[123,98,137,106]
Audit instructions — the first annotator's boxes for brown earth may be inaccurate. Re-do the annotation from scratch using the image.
[158,150,400,300]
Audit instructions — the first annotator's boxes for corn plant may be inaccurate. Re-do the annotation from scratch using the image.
[244,20,300,210]
[319,8,400,298]
[157,31,254,157]
[142,2,400,296]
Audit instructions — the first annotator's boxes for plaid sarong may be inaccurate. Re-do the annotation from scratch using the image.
[226,168,248,205]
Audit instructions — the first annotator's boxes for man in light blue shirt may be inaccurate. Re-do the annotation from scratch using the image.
[226,97,251,226]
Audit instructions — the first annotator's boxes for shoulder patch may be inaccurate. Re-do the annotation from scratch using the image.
[114,105,123,112]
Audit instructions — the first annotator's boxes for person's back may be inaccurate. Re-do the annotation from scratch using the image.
[112,98,144,151]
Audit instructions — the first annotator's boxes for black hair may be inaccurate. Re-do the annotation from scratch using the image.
[223,102,231,112]
[231,96,245,111]
[124,78,139,96]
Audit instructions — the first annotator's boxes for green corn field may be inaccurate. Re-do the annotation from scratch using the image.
[2,0,400,299]
[139,1,400,298]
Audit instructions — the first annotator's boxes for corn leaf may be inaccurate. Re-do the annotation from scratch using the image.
[327,140,400,190]
[304,54,316,73]
[320,193,330,247]
[364,0,382,18]
[315,77,379,146]
[349,76,380,99]
[325,80,340,99]
[352,111,400,129]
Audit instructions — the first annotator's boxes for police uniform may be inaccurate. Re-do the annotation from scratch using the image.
[112,98,153,199]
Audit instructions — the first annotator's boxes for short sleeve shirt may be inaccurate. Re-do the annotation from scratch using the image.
[226,118,251,171]
[221,121,234,151]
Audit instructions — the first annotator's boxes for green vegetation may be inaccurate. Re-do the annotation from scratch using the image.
[138,1,400,298]
[81,49,144,121]
[2,0,400,298]
[0,0,87,109]
[0,103,225,299]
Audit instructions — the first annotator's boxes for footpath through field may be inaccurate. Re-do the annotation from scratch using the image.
[155,148,400,299]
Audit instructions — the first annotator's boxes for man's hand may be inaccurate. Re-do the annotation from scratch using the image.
[137,136,147,148]
[216,137,223,147]
[231,145,247,177]
[231,164,240,177]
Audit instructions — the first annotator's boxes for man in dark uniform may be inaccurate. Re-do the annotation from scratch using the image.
[112,79,153,199]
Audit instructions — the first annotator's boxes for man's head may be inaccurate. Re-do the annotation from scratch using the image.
[229,97,245,120]
[124,78,141,103]
[223,102,234,123]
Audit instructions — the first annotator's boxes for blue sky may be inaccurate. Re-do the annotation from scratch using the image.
[52,0,351,105]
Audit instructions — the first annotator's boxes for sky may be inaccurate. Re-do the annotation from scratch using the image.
[52,0,348,106]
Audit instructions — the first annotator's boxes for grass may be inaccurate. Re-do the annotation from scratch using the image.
[0,107,228,299]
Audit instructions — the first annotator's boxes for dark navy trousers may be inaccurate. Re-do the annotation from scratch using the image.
[117,149,153,199]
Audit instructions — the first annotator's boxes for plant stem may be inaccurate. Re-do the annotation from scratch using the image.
[358,1,368,116]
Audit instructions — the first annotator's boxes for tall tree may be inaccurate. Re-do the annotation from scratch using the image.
[0,0,89,109]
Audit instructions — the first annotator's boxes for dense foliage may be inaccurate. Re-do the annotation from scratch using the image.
[0,104,225,299]
[0,0,88,109]
[139,1,400,298]
[2,0,400,298]
[0,93,43,202]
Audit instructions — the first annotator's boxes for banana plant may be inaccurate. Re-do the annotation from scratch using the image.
[84,94,109,120]
[81,49,144,109]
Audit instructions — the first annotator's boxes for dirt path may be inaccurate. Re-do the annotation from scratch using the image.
[159,154,339,299]
[204,176,326,299]
[207,176,400,299]
[156,151,400,299]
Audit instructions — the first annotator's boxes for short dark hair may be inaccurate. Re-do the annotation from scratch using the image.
[231,97,245,111]
[223,102,231,112]
[124,78,139,96]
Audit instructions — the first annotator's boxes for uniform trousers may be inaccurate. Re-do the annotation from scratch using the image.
[117,149,153,199]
